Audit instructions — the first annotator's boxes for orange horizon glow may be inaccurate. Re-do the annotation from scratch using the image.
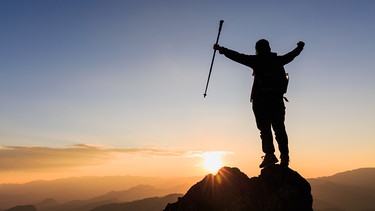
[0,144,372,184]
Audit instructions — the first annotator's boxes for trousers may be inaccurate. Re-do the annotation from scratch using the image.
[252,96,289,156]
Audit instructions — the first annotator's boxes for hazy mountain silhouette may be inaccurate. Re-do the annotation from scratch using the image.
[308,168,375,211]
[1,168,374,211]
[34,199,58,210]
[36,185,185,211]
[0,176,197,210]
[311,168,375,188]
[164,166,313,211]
[91,194,183,211]
[4,205,36,211]
[89,184,173,203]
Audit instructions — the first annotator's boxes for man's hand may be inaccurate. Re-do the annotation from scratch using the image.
[297,41,305,48]
[213,44,221,50]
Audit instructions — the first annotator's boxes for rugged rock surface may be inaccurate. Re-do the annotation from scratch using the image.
[164,165,313,211]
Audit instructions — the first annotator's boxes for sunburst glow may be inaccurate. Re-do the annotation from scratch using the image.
[201,151,224,173]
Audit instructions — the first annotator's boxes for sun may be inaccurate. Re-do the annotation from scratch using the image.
[201,152,224,173]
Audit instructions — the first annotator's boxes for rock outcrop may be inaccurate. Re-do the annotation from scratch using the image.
[164,165,312,211]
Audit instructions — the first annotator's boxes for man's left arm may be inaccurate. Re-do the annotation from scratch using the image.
[280,41,305,65]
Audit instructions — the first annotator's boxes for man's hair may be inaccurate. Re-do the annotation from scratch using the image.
[255,39,271,55]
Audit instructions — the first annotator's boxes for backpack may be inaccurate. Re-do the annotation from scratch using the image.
[251,68,289,101]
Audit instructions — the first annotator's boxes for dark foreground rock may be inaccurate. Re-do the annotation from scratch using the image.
[164,165,313,211]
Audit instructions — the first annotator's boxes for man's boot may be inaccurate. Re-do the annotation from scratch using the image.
[259,153,278,168]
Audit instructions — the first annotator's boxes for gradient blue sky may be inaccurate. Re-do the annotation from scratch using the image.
[1,0,374,183]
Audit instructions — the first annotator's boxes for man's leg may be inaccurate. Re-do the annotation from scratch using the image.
[253,100,278,168]
[253,100,274,154]
[271,98,289,166]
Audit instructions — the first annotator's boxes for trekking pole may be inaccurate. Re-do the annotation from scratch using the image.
[203,20,224,98]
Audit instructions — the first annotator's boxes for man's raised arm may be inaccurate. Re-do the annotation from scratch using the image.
[214,44,253,68]
[280,41,305,65]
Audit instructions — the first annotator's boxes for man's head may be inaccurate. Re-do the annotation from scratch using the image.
[255,39,271,55]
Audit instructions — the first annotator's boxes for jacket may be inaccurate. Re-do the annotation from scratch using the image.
[218,45,303,101]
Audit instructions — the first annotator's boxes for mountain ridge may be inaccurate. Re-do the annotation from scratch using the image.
[0,175,198,209]
[309,167,375,188]
[0,167,374,211]
[308,168,375,211]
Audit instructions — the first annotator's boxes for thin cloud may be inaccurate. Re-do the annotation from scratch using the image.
[0,145,210,171]
[0,145,110,171]
[186,150,234,158]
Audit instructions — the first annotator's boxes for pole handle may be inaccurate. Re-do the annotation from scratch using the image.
[216,20,224,44]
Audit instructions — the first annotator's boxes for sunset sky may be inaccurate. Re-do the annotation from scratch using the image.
[1,0,374,184]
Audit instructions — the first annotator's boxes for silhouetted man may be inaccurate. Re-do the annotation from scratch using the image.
[214,39,305,168]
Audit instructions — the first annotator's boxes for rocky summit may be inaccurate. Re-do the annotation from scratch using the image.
[164,165,312,211]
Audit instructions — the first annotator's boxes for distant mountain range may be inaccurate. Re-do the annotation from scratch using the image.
[308,168,375,211]
[0,168,374,211]
[91,194,183,211]
[0,175,198,210]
